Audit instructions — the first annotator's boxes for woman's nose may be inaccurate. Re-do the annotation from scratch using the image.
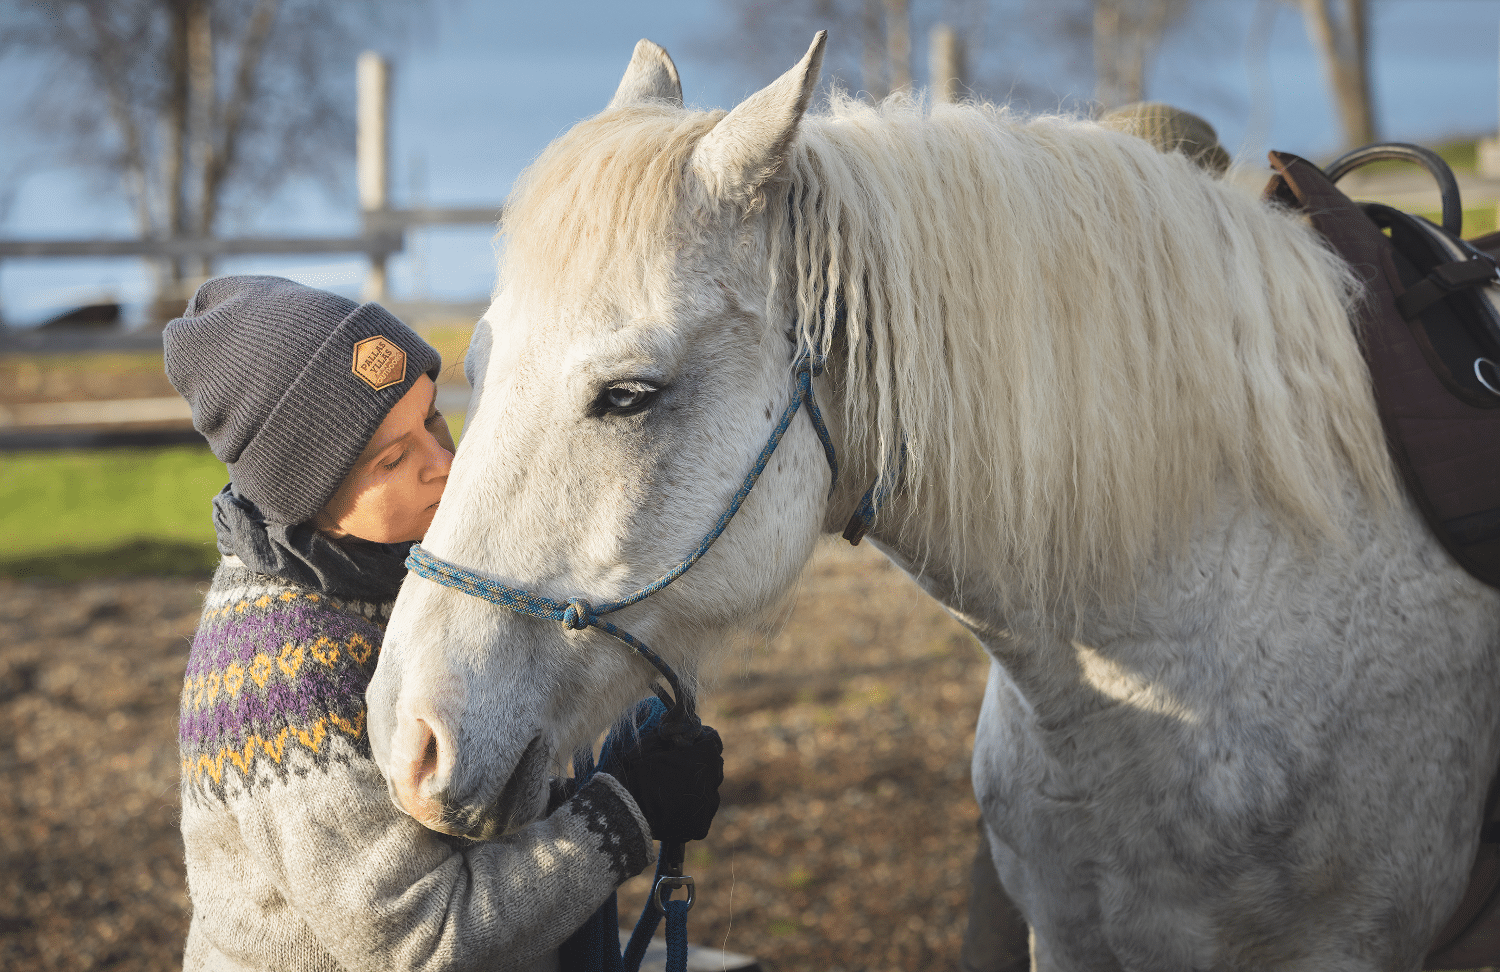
[423,435,454,482]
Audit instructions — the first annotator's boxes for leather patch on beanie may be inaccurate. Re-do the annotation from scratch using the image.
[351,336,407,391]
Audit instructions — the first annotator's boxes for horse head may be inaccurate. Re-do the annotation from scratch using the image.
[366,35,850,838]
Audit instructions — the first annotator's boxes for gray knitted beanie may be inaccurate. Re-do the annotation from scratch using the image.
[164,275,441,526]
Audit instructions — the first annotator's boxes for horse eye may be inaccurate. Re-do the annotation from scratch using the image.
[596,381,659,416]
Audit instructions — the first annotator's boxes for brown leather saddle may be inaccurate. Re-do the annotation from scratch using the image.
[1264,149,1500,968]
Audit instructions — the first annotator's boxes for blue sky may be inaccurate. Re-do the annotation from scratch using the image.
[1,0,1497,326]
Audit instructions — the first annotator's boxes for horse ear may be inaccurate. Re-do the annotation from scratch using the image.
[690,31,826,206]
[607,39,683,110]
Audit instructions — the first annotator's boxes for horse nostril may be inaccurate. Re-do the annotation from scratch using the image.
[419,723,439,777]
[392,715,451,829]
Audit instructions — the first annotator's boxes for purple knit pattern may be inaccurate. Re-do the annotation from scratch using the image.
[180,565,387,802]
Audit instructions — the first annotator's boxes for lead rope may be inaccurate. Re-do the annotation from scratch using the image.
[620,852,691,972]
[563,698,694,972]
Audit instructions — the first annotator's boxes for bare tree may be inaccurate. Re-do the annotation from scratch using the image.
[711,0,991,104]
[0,0,414,316]
[1091,0,1192,109]
[1294,0,1375,149]
[708,0,1203,113]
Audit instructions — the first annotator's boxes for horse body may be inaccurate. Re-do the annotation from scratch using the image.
[946,488,1500,969]
[367,35,1500,969]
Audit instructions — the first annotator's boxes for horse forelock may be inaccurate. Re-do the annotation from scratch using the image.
[779,92,1399,606]
[496,105,725,311]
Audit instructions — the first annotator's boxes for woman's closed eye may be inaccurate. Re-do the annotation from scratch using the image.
[380,412,445,470]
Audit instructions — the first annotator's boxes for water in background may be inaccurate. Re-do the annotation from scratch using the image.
[1,0,1495,327]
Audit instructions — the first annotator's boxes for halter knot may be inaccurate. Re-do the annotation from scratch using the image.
[562,598,594,630]
[794,352,826,378]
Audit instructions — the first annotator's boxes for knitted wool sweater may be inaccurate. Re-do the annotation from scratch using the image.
[179,558,654,972]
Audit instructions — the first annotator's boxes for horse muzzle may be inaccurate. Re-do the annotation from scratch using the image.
[383,706,552,840]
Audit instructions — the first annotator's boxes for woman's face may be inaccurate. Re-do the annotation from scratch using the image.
[315,374,455,543]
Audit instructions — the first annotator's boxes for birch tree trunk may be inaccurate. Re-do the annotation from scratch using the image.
[884,0,910,92]
[929,22,966,104]
[1298,0,1376,149]
[1093,0,1190,110]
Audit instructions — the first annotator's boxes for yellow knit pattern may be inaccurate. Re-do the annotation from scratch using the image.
[182,709,369,786]
[181,630,378,716]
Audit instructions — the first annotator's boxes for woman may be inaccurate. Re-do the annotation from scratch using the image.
[165,275,719,972]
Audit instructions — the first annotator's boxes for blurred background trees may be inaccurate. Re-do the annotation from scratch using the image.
[0,0,412,315]
[1091,0,1193,109]
[710,0,1375,149]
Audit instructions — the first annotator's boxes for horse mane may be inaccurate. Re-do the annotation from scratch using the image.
[498,93,1399,607]
[775,93,1398,605]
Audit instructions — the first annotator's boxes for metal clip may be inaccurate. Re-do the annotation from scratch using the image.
[1476,358,1500,398]
[653,874,696,913]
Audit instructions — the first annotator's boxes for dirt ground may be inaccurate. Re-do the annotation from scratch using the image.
[0,540,992,972]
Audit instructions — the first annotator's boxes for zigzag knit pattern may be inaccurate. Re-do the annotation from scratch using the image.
[180,562,392,803]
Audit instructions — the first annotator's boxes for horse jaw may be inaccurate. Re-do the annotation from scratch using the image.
[690,31,825,207]
[607,39,682,110]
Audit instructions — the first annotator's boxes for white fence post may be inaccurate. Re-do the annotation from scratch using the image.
[929,23,965,105]
[357,51,392,302]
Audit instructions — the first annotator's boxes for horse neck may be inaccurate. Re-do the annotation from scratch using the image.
[862,463,1426,708]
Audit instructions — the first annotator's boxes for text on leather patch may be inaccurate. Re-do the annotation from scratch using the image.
[351,336,406,391]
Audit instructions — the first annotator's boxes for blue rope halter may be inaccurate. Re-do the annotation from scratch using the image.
[404,351,874,719]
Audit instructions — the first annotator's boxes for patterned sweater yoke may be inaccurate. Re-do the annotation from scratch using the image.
[179,560,654,972]
[181,564,391,803]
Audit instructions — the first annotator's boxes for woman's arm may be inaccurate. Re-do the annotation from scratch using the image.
[200,756,651,972]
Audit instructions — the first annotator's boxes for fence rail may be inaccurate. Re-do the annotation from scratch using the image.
[0,206,501,260]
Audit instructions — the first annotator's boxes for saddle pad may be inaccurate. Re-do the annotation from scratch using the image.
[1264,152,1500,589]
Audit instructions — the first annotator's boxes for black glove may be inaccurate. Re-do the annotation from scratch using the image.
[600,698,724,843]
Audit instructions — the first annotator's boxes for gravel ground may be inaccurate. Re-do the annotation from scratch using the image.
[0,541,991,972]
[0,576,202,971]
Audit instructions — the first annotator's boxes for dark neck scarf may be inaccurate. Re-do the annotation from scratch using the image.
[211,485,412,603]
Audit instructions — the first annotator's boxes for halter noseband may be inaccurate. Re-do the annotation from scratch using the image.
[404,351,882,719]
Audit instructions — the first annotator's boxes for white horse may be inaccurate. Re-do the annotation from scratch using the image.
[367,33,1500,971]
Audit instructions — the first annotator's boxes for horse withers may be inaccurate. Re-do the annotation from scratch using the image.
[366,33,1500,971]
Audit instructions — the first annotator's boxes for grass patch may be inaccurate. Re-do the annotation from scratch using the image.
[1413,205,1499,238]
[1327,137,1480,177]
[1464,204,1499,238]
[0,446,226,580]
[1,538,219,581]
[1,350,178,403]
[1438,139,1479,173]
[420,323,477,385]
